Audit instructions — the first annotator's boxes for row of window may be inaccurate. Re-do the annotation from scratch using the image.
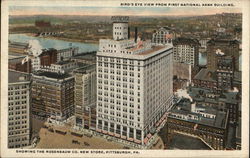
[98,96,141,103]
[98,68,141,75]
[8,130,28,135]
[98,85,140,91]
[8,115,27,121]
[98,102,140,109]
[8,85,28,91]
[8,91,27,95]
[8,96,27,100]
[98,57,141,65]
[9,125,28,130]
[98,90,140,96]
[97,116,142,128]
[9,110,27,115]
[8,120,27,125]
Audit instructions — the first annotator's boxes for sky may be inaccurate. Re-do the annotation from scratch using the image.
[9,6,241,16]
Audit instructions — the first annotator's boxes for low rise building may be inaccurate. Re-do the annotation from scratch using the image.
[189,87,239,123]
[9,55,32,73]
[40,60,78,74]
[9,41,29,54]
[167,99,229,150]
[71,52,96,64]
[57,47,79,62]
[193,68,217,91]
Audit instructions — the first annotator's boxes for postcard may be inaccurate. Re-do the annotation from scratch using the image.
[1,0,249,157]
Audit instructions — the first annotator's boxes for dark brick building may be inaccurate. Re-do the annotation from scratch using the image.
[31,71,74,121]
[39,48,57,67]
[9,56,32,73]
[207,38,239,71]
[167,99,229,150]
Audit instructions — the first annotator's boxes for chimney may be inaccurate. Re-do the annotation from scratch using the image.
[128,27,130,39]
[134,27,138,43]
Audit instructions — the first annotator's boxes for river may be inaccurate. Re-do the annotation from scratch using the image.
[9,34,241,71]
[9,34,99,53]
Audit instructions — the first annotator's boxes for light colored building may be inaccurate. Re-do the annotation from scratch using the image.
[40,60,78,74]
[152,27,173,46]
[74,64,97,130]
[96,16,173,145]
[199,38,210,53]
[173,38,200,66]
[57,47,79,62]
[8,70,31,148]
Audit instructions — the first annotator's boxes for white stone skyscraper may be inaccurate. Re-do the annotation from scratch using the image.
[8,70,31,148]
[96,16,173,146]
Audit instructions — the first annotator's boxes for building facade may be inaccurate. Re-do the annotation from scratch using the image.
[31,71,74,121]
[9,56,32,73]
[152,27,173,45]
[39,48,58,67]
[9,41,29,54]
[74,64,97,130]
[189,87,239,123]
[167,99,229,150]
[8,70,31,148]
[57,47,79,62]
[206,38,239,71]
[193,68,218,91]
[96,16,173,145]
[173,38,200,66]
[216,55,234,92]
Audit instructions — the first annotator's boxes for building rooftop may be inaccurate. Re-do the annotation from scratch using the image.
[173,38,200,46]
[8,54,26,61]
[72,52,96,60]
[9,41,29,48]
[169,99,228,129]
[55,60,75,65]
[39,48,57,57]
[194,68,217,82]
[219,92,238,104]
[73,64,96,74]
[9,70,30,83]
[33,71,72,79]
[137,46,165,55]
[207,38,239,45]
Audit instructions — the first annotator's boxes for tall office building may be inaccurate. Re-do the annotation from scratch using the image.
[8,70,31,148]
[31,71,74,120]
[206,38,239,71]
[74,64,97,130]
[173,37,200,66]
[96,16,173,145]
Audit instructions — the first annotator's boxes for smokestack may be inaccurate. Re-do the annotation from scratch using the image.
[134,27,138,43]
[128,27,130,39]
